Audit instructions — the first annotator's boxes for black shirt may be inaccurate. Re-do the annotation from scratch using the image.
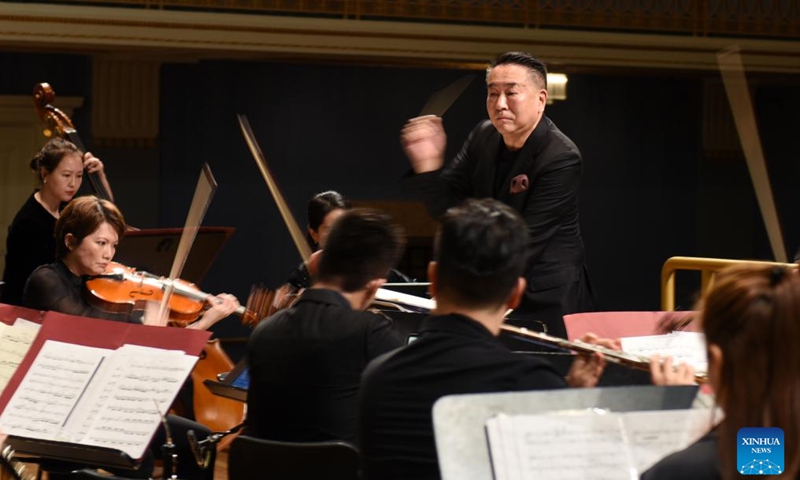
[359,313,567,480]
[246,288,403,444]
[640,430,721,480]
[23,261,140,324]
[2,193,58,305]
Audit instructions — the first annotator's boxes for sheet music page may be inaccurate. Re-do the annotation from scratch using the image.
[621,332,708,373]
[622,408,717,473]
[79,346,197,459]
[486,412,637,480]
[64,345,182,438]
[0,340,109,442]
[0,322,40,395]
[486,414,520,480]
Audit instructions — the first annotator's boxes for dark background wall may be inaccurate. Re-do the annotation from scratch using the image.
[3,53,798,343]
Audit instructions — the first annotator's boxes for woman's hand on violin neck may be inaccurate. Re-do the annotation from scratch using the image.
[83,152,105,176]
[189,293,241,330]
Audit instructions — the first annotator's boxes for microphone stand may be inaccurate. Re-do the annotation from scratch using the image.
[188,423,244,470]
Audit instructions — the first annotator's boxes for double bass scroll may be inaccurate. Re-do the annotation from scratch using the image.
[32,83,112,202]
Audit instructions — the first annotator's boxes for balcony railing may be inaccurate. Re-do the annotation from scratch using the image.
[35,1,800,39]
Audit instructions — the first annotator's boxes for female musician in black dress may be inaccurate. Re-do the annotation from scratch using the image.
[2,138,112,306]
[22,195,239,480]
[642,264,800,480]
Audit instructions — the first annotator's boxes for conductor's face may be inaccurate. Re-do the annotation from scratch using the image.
[486,64,547,148]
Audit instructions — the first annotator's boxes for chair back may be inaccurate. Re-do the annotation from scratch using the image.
[228,435,359,480]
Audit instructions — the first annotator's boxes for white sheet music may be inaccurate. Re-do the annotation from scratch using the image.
[0,341,109,441]
[0,320,40,395]
[621,332,708,373]
[0,340,197,459]
[486,408,716,480]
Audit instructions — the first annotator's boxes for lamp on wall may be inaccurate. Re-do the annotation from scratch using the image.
[546,73,568,103]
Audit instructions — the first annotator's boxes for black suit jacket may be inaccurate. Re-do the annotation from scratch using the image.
[405,117,592,332]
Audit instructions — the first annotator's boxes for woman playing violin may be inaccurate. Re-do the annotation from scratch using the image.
[22,195,240,328]
[2,138,112,306]
[21,195,237,480]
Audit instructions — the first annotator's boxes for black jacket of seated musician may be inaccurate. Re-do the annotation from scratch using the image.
[246,288,404,445]
[359,313,567,480]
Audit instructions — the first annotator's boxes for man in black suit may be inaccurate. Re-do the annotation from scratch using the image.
[401,51,593,338]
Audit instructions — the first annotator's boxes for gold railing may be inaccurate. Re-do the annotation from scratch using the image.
[660,256,798,311]
[42,1,800,39]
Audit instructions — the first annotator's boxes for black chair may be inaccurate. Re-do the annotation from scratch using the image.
[228,435,359,480]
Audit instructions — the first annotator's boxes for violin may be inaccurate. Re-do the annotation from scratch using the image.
[85,261,258,327]
[33,82,112,202]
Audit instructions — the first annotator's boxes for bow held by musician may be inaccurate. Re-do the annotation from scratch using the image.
[22,195,240,329]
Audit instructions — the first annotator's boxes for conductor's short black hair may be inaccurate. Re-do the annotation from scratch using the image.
[316,209,406,293]
[489,51,548,89]
[434,198,530,309]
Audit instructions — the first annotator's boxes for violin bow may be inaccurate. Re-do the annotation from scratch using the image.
[717,46,787,262]
[237,114,313,263]
[236,114,435,313]
[152,164,218,326]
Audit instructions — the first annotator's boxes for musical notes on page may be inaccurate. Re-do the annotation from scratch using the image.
[0,341,197,460]
[0,341,108,441]
[621,332,708,374]
[0,320,40,395]
[486,408,718,480]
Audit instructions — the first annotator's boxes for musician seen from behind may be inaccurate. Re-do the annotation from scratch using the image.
[401,51,592,339]
[22,195,239,329]
[359,198,613,480]
[246,209,406,445]
[642,265,800,480]
[2,138,113,306]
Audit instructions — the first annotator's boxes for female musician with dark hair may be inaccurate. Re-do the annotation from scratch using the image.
[279,191,410,308]
[642,264,800,480]
[305,190,351,250]
[23,195,239,328]
[2,138,112,306]
[21,195,239,480]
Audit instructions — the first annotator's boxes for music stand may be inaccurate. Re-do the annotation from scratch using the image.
[432,385,699,480]
[203,358,249,403]
[115,227,234,284]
